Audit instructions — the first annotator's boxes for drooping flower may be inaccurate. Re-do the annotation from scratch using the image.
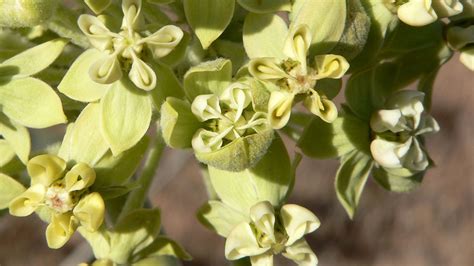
[9,154,105,249]
[370,90,440,171]
[249,24,348,129]
[78,0,183,90]
[225,201,319,266]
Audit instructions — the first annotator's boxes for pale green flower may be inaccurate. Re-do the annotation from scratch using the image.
[225,201,319,266]
[78,0,183,90]
[370,90,439,172]
[249,24,348,129]
[386,0,463,26]
[9,154,105,249]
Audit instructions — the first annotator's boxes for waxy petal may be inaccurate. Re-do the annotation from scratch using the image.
[432,0,464,17]
[281,204,320,246]
[225,222,270,260]
[402,138,429,171]
[121,0,144,31]
[250,252,274,266]
[386,90,425,129]
[220,83,252,119]
[370,109,408,133]
[46,213,78,249]
[249,201,276,245]
[191,94,222,121]
[370,137,413,169]
[143,25,184,58]
[397,0,438,27]
[303,93,338,123]
[282,239,318,266]
[249,58,288,81]
[73,192,105,231]
[314,54,349,79]
[268,91,294,129]
[192,129,224,153]
[27,154,67,186]
[78,15,115,51]
[65,163,96,192]
[9,184,45,217]
[284,24,311,70]
[129,56,157,91]
[89,55,123,85]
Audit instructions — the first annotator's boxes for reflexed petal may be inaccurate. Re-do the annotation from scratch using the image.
[386,90,425,129]
[9,184,45,217]
[268,91,294,129]
[89,55,123,84]
[46,213,78,249]
[73,192,105,231]
[249,58,288,81]
[416,115,440,135]
[249,201,276,244]
[370,137,413,169]
[397,0,438,27]
[370,109,408,133]
[402,138,429,171]
[432,0,463,17]
[121,0,144,30]
[27,154,66,186]
[192,129,223,153]
[250,253,274,266]
[284,24,311,69]
[225,222,270,260]
[220,83,252,118]
[78,15,115,51]
[281,204,320,246]
[282,239,318,266]
[65,163,96,192]
[303,94,337,123]
[129,56,157,91]
[314,54,349,79]
[142,25,184,58]
[191,94,222,121]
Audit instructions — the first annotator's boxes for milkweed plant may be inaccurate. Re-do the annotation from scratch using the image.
[0,0,472,265]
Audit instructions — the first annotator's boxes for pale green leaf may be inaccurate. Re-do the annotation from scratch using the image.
[243,13,288,60]
[0,173,26,209]
[78,227,111,259]
[58,49,111,103]
[133,236,192,262]
[60,103,109,166]
[1,38,67,78]
[290,0,347,55]
[238,0,291,13]
[184,0,235,49]
[335,150,373,219]
[0,140,15,167]
[0,115,30,164]
[372,166,424,193]
[148,61,185,109]
[197,201,248,237]
[0,77,67,128]
[183,58,232,100]
[101,78,152,155]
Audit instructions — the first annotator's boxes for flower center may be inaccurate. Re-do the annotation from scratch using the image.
[45,185,75,213]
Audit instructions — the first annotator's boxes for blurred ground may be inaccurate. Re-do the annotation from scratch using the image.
[0,58,473,265]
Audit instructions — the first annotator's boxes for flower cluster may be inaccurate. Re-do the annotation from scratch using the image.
[387,0,464,26]
[9,155,104,249]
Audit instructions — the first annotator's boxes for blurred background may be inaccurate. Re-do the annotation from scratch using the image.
[0,57,473,265]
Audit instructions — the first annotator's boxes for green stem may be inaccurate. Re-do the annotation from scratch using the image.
[47,4,89,49]
[117,128,165,221]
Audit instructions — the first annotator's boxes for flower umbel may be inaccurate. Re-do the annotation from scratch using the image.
[9,154,105,249]
[225,201,320,266]
[78,0,183,90]
[370,90,440,172]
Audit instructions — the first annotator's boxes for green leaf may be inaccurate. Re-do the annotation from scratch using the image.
[1,39,67,78]
[316,78,342,100]
[243,13,288,60]
[183,58,232,100]
[95,182,141,200]
[0,0,60,28]
[100,78,152,155]
[238,0,291,13]
[133,236,192,262]
[183,0,235,49]
[290,0,347,55]
[78,227,111,260]
[208,134,291,213]
[418,67,440,112]
[298,114,370,159]
[160,97,202,149]
[148,62,185,109]
[110,209,161,264]
[94,137,149,187]
[58,49,111,103]
[213,40,247,74]
[0,173,26,209]
[197,200,248,237]
[0,115,30,164]
[335,150,373,219]
[60,103,109,166]
[196,129,274,172]
[0,77,67,128]
[372,166,424,193]
[0,140,15,167]
[85,0,112,14]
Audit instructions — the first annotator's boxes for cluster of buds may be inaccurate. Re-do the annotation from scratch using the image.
[225,201,319,265]
[249,25,349,129]
[78,0,183,90]
[386,0,464,26]
[370,91,440,172]
[9,155,104,249]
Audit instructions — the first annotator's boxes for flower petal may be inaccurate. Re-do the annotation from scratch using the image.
[432,0,463,17]
[65,163,96,192]
[284,24,311,69]
[191,94,222,121]
[281,204,320,246]
[250,252,274,266]
[89,55,123,85]
[416,115,440,135]
[249,58,288,81]
[73,192,105,231]
[9,184,45,217]
[268,91,294,129]
[370,109,408,133]
[27,154,67,186]
[314,54,349,79]
[192,129,223,153]
[370,137,412,169]
[78,14,115,51]
[129,55,157,91]
[220,82,252,118]
[303,93,338,123]
[282,239,318,266]
[225,222,270,260]
[249,201,276,244]
[401,138,429,171]
[46,213,78,249]
[121,0,144,30]
[143,25,184,58]
[397,0,438,27]
[386,90,425,129]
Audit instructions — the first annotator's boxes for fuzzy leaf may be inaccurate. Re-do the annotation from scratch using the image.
[101,78,152,155]
[0,173,26,209]
[58,49,111,102]
[183,58,232,100]
[183,0,235,49]
[0,77,66,128]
